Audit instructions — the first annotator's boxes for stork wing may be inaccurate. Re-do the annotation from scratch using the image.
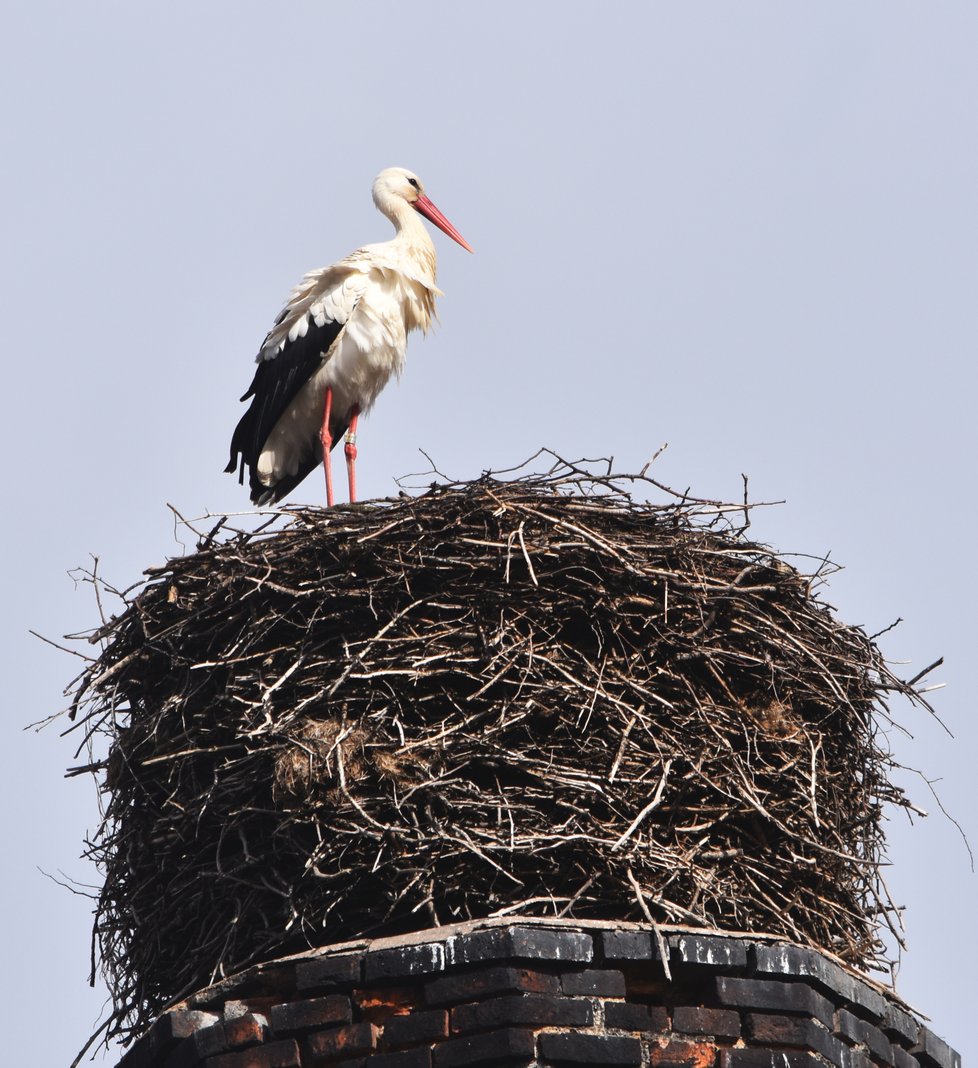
[225,265,366,498]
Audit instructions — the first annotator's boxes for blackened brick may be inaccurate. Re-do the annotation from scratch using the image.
[193,1022,229,1057]
[892,1046,921,1068]
[370,1050,433,1068]
[382,1008,449,1047]
[673,1005,741,1039]
[434,1027,535,1067]
[117,1033,154,1068]
[118,1033,155,1068]
[296,953,362,991]
[224,1014,268,1049]
[746,1014,847,1068]
[185,966,293,1013]
[539,1031,642,1065]
[425,966,559,1006]
[561,968,626,997]
[153,1012,225,1068]
[882,1003,920,1047]
[451,993,592,1032]
[846,981,888,1023]
[837,1009,893,1064]
[366,943,447,982]
[913,1027,961,1068]
[720,1052,823,1068]
[165,1021,231,1068]
[210,1039,302,1068]
[161,1043,201,1068]
[714,976,834,1029]
[838,1006,864,1043]
[672,934,748,970]
[603,1001,669,1032]
[449,925,593,967]
[602,929,655,962]
[754,945,856,1004]
[271,994,352,1034]
[308,1022,381,1061]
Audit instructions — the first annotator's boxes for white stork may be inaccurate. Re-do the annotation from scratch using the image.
[226,166,472,506]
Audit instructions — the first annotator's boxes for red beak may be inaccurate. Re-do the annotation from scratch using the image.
[413,194,474,253]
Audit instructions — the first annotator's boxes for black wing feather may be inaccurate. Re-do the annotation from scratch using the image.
[225,315,345,502]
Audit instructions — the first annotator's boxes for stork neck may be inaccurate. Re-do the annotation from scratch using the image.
[390,203,438,280]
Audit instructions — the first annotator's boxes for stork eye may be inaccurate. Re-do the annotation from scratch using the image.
[407,177,420,190]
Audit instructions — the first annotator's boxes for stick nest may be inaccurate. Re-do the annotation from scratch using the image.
[65,457,933,1045]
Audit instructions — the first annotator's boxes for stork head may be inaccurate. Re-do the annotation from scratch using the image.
[373,167,473,253]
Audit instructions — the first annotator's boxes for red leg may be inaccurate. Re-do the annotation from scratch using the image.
[320,386,335,507]
[344,405,360,503]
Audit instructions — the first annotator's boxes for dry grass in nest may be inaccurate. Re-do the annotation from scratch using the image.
[59,454,940,1048]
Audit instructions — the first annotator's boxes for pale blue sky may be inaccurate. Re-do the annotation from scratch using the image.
[3,3,975,1063]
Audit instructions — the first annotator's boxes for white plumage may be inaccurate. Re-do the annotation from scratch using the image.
[227,167,472,505]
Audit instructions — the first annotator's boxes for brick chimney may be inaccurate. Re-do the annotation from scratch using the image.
[115,920,959,1068]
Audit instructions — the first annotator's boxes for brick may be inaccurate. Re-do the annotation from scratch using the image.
[837,1006,865,1043]
[425,966,559,1006]
[720,1053,823,1068]
[451,992,593,1032]
[602,929,655,962]
[370,1050,433,1068]
[118,1032,155,1068]
[156,1010,222,1047]
[308,1022,381,1060]
[165,1021,232,1068]
[672,934,748,970]
[603,1001,669,1032]
[892,1046,921,1068]
[837,1009,893,1064]
[746,1014,848,1068]
[356,987,420,1018]
[225,998,280,1020]
[648,1038,720,1068]
[845,980,888,1023]
[753,944,856,1004]
[382,1008,449,1047]
[882,1003,920,1046]
[713,976,834,1029]
[561,968,626,997]
[161,1043,202,1068]
[185,966,294,1012]
[193,1022,230,1057]
[673,1005,741,1039]
[366,943,447,982]
[448,925,593,967]
[296,953,362,991]
[434,1027,536,1067]
[209,1039,302,1068]
[270,994,352,1034]
[224,1014,268,1049]
[912,1026,961,1068]
[149,1011,225,1068]
[539,1031,642,1065]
